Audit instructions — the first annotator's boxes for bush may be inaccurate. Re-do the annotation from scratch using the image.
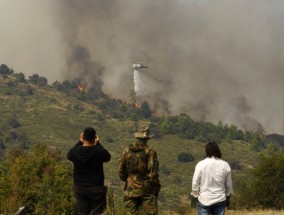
[130,113,139,121]
[29,74,48,86]
[177,152,194,163]
[0,64,10,75]
[15,72,26,83]
[67,103,84,112]
[26,86,34,95]
[229,159,242,170]
[239,152,284,209]
[173,176,182,184]
[160,165,171,176]
[105,137,114,143]
[0,144,76,214]
[7,116,20,129]
[140,101,151,118]
[0,139,6,150]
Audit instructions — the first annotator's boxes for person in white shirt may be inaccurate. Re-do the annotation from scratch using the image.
[191,142,233,215]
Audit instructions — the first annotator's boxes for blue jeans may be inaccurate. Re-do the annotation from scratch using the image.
[197,200,227,215]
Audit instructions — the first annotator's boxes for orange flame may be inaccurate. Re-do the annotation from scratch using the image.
[78,84,84,92]
[125,100,132,105]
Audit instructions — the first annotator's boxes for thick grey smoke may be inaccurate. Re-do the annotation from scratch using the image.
[1,0,284,134]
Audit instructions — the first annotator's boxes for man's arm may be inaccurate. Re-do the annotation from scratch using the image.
[118,150,128,181]
[148,149,161,196]
[96,143,111,162]
[191,163,201,198]
[94,135,111,162]
[226,195,231,208]
[225,163,233,208]
[67,141,83,161]
[225,165,233,196]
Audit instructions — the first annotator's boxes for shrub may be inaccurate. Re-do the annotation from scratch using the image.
[239,152,284,209]
[26,86,34,95]
[7,116,20,129]
[0,139,6,150]
[29,74,48,86]
[160,165,171,176]
[15,73,26,83]
[0,64,10,75]
[173,176,182,184]
[105,137,114,143]
[130,113,139,121]
[177,152,194,163]
[140,101,151,118]
[0,144,76,214]
[229,159,242,170]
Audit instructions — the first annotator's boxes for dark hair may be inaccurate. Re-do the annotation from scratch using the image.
[83,127,96,142]
[205,142,221,158]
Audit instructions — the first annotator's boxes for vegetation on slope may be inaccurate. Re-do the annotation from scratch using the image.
[0,63,283,214]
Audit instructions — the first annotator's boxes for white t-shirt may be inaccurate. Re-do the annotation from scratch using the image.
[191,157,233,206]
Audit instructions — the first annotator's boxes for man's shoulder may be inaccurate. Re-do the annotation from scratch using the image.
[196,159,206,167]
[196,158,216,166]
[145,145,157,153]
[220,159,231,168]
[217,158,230,165]
[212,158,231,170]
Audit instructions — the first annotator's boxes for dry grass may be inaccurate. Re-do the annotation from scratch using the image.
[226,210,284,215]
[163,209,284,215]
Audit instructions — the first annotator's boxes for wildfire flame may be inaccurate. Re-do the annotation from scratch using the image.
[123,100,141,108]
[125,100,132,105]
[78,84,84,92]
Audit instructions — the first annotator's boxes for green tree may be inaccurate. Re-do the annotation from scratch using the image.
[29,74,48,86]
[52,81,63,91]
[250,132,263,151]
[119,104,128,112]
[15,72,26,83]
[0,64,10,75]
[226,124,238,141]
[140,101,151,118]
[177,113,191,131]
[29,74,40,84]
[239,152,284,209]
[243,131,253,142]
[159,117,171,134]
[130,113,139,121]
[267,142,278,155]
[0,144,75,214]
[37,77,48,86]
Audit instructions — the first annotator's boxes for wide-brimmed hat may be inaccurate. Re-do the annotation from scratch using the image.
[133,125,151,139]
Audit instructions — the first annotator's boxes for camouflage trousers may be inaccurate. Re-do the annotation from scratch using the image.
[124,194,158,215]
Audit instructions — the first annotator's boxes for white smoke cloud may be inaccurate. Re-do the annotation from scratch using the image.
[1,0,284,134]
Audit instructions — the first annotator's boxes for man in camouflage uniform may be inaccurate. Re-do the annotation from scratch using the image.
[119,125,161,215]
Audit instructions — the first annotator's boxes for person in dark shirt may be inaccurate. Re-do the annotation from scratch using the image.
[67,127,111,215]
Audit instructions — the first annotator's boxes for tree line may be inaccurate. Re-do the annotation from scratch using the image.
[0,63,278,154]
[149,113,267,151]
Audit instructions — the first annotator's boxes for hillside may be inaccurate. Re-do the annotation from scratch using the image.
[0,65,283,213]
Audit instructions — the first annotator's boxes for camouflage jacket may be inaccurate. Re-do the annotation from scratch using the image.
[119,141,161,197]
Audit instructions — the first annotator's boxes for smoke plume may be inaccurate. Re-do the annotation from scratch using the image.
[1,0,284,134]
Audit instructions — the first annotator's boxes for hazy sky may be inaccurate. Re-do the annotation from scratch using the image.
[1,0,284,134]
